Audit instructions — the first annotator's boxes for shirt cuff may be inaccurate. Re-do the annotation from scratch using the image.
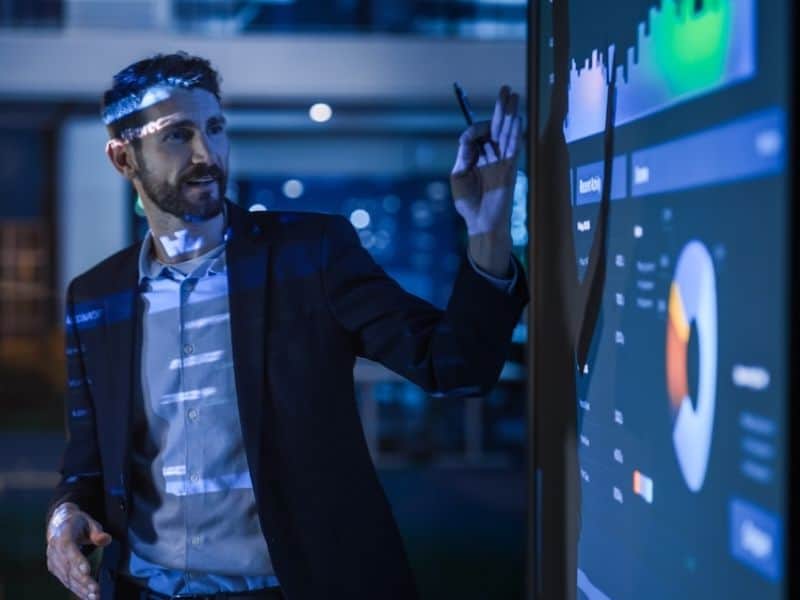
[467,251,518,294]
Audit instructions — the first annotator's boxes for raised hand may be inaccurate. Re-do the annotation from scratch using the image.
[46,502,112,600]
[450,85,523,276]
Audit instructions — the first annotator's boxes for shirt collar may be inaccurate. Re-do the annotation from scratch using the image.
[137,230,226,284]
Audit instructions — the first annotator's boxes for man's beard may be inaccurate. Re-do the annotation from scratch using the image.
[137,159,226,221]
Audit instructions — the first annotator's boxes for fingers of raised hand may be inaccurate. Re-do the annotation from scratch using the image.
[455,121,492,173]
[452,138,480,174]
[504,116,523,159]
[458,84,521,170]
[481,141,500,164]
[491,85,510,141]
[498,92,520,158]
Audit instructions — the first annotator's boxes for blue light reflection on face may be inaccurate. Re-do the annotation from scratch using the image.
[102,77,206,126]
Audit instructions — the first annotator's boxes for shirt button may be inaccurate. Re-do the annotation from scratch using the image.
[188,408,199,421]
[190,472,200,483]
[183,343,194,355]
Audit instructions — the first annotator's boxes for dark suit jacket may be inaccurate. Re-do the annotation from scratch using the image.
[48,201,529,599]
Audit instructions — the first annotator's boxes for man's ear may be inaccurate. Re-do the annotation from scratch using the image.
[105,138,139,178]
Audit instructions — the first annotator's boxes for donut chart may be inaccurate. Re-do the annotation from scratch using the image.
[666,241,718,492]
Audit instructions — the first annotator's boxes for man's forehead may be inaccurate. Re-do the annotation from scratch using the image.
[138,87,223,124]
[106,86,224,143]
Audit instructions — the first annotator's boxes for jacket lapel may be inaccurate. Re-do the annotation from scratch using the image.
[99,249,140,500]
[225,202,272,484]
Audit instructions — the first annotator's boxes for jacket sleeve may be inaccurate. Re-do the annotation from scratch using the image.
[45,280,105,529]
[321,214,529,397]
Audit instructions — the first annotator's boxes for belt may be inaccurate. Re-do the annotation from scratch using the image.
[116,576,284,600]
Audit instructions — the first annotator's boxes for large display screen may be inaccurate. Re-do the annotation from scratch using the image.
[536,0,791,597]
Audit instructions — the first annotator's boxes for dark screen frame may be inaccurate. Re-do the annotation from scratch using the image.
[785,1,797,597]
[525,0,538,595]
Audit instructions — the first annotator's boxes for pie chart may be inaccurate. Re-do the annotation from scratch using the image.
[666,241,718,492]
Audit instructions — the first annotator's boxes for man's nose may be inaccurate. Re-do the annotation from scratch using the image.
[191,132,213,164]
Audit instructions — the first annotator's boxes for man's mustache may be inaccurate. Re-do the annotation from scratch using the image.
[181,165,224,182]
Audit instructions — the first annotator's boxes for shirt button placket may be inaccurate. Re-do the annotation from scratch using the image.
[181,279,194,358]
[180,278,196,564]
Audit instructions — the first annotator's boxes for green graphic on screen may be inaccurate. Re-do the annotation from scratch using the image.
[564,0,755,141]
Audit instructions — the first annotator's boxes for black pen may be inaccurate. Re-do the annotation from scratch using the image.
[454,82,488,159]
[453,81,476,125]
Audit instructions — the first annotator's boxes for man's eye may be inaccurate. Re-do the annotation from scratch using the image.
[209,123,225,134]
[165,129,191,142]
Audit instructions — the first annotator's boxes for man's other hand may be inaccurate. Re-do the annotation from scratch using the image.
[46,502,112,600]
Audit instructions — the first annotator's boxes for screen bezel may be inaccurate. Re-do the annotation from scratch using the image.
[785,1,797,598]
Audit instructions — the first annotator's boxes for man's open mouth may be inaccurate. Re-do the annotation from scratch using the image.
[185,176,217,186]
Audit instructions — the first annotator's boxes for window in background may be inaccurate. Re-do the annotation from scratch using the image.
[0,0,62,28]
[0,124,63,432]
[0,127,53,341]
[0,222,49,338]
[1,0,526,39]
[174,0,526,38]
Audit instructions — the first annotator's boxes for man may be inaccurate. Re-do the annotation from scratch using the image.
[45,52,528,600]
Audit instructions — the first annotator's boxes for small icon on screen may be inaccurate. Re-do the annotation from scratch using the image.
[730,498,782,581]
[633,470,654,504]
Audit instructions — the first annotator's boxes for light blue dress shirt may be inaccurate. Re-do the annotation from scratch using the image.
[120,233,279,596]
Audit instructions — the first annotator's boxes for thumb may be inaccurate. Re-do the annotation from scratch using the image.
[458,121,491,146]
[86,518,112,546]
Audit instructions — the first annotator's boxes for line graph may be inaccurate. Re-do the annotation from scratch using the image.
[564,0,756,142]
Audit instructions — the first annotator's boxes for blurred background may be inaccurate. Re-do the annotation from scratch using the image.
[0,1,527,598]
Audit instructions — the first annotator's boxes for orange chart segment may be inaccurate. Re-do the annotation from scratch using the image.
[664,241,718,493]
[667,283,691,412]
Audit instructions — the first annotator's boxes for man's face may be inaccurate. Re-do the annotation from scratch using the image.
[127,87,230,220]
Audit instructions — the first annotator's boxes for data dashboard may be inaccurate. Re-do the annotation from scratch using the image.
[536,1,791,597]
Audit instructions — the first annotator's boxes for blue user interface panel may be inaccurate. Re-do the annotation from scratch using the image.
[537,0,791,597]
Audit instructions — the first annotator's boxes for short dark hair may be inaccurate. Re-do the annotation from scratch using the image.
[100,51,222,133]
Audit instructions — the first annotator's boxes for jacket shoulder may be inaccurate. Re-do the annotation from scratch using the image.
[258,209,346,230]
[227,198,349,237]
[248,209,353,244]
[67,241,141,301]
